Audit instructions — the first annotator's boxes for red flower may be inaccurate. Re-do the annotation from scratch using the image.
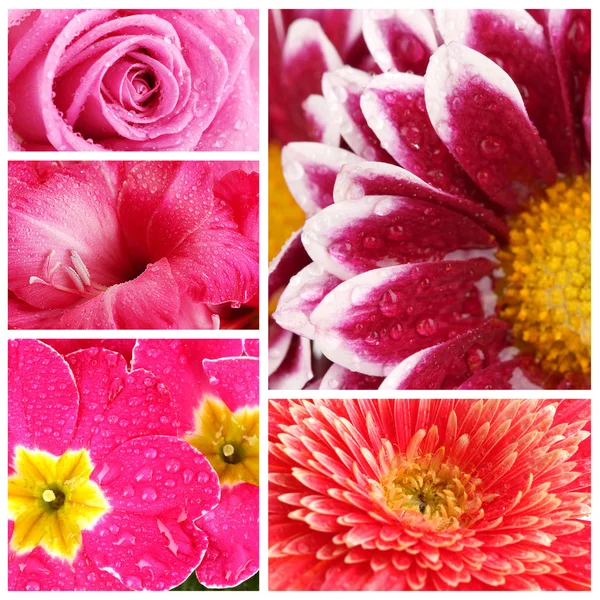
[269,399,590,590]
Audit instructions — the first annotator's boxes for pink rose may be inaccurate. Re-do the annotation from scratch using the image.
[8,9,258,151]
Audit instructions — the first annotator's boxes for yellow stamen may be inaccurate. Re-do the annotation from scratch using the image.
[498,174,591,375]
[8,447,109,561]
[185,396,259,487]
[269,142,305,261]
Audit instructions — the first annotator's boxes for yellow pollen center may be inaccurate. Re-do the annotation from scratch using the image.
[498,174,591,375]
[185,396,259,487]
[379,451,482,531]
[8,447,109,561]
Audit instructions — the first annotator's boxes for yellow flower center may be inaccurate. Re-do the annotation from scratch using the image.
[185,396,259,487]
[379,450,482,531]
[8,447,109,561]
[498,175,591,375]
[269,142,305,262]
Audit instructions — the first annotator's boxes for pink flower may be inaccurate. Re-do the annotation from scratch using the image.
[133,339,259,588]
[8,9,258,151]
[270,9,591,390]
[9,161,259,330]
[8,339,222,591]
[269,399,591,591]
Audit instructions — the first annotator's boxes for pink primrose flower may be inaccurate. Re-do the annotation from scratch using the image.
[132,338,259,588]
[9,161,259,330]
[8,339,221,591]
[269,398,591,591]
[269,9,591,390]
[8,9,258,151]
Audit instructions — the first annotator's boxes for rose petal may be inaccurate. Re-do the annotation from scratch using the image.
[319,363,383,390]
[202,357,259,411]
[274,262,342,339]
[436,9,580,173]
[195,484,259,588]
[333,161,508,239]
[322,67,393,162]
[302,94,341,146]
[269,335,314,390]
[311,259,497,376]
[424,42,557,209]
[282,142,364,216]
[458,355,546,390]
[8,339,79,459]
[301,194,497,280]
[361,72,489,201]
[362,9,438,74]
[379,319,509,389]
[132,339,243,433]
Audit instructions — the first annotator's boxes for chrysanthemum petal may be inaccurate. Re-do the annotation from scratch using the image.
[380,319,509,389]
[320,364,383,390]
[458,356,546,390]
[269,229,311,297]
[424,42,557,209]
[322,67,393,162]
[333,162,507,240]
[269,335,314,390]
[436,9,580,173]
[302,94,340,146]
[282,142,364,216]
[302,194,497,280]
[362,9,437,74]
[311,259,497,376]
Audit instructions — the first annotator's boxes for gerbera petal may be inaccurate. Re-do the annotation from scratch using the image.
[333,162,508,240]
[320,364,384,390]
[362,9,438,74]
[131,339,243,433]
[302,94,341,146]
[269,229,311,297]
[311,258,497,376]
[269,335,314,390]
[362,72,493,202]
[195,484,259,588]
[322,67,393,162]
[273,262,341,338]
[8,339,79,459]
[302,194,497,280]
[458,356,546,390]
[424,42,557,209]
[202,357,259,411]
[379,319,509,389]
[282,142,364,216]
[435,9,580,173]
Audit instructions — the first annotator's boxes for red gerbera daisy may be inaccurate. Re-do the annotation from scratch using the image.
[269,399,590,591]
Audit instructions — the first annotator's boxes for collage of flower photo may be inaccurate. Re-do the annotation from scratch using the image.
[5,4,594,595]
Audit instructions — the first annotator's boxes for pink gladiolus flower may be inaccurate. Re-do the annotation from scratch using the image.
[269,9,591,390]
[9,161,259,330]
[269,398,591,591]
[8,9,258,151]
[133,339,259,588]
[8,339,222,591]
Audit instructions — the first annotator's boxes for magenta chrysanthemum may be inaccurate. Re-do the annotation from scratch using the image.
[269,399,591,591]
[269,9,591,391]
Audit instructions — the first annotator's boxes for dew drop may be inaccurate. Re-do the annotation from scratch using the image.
[416,317,438,336]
